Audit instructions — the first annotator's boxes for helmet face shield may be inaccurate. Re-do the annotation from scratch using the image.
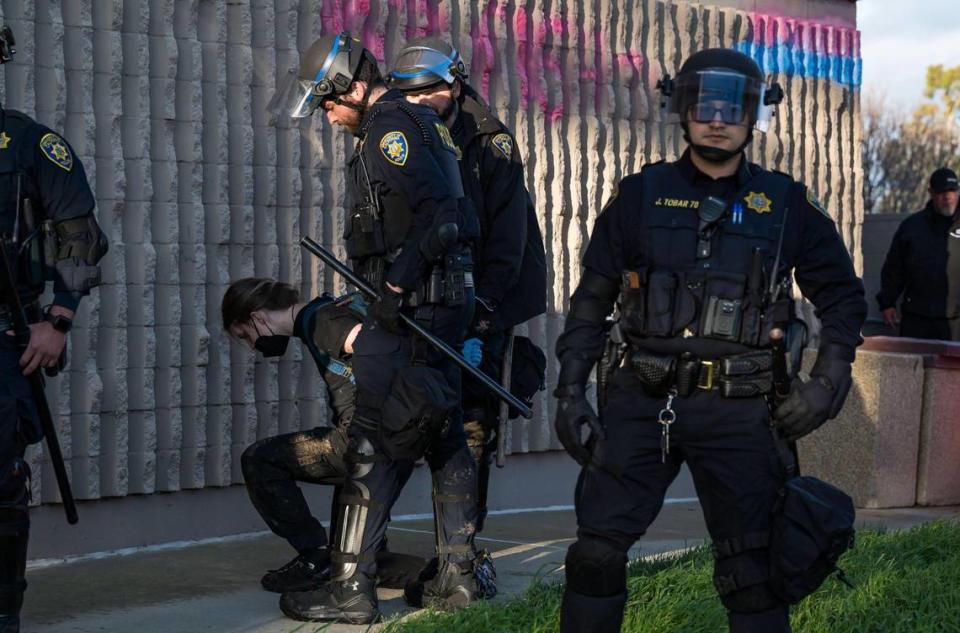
[267,68,327,123]
[267,33,361,124]
[389,47,466,91]
[665,70,774,132]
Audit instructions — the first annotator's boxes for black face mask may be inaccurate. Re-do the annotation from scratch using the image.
[253,320,290,357]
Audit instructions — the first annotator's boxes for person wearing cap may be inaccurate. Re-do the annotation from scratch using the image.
[552,48,866,632]
[386,36,548,601]
[267,33,485,623]
[878,167,960,340]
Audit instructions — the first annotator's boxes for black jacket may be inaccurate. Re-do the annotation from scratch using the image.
[877,202,960,318]
[453,88,547,330]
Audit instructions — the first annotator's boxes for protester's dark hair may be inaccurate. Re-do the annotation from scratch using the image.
[221,278,299,333]
[355,51,384,88]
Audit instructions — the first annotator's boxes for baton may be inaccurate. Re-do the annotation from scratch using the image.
[0,243,78,524]
[495,328,515,467]
[299,236,533,419]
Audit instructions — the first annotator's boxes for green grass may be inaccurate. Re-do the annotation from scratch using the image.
[382,519,960,633]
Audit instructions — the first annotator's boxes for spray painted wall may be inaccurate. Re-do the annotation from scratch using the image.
[1,0,862,505]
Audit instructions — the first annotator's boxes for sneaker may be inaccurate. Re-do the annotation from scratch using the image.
[279,574,379,624]
[404,550,497,607]
[260,548,331,593]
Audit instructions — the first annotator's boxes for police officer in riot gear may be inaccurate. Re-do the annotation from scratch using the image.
[387,35,548,602]
[268,33,485,622]
[0,27,108,633]
[553,48,866,633]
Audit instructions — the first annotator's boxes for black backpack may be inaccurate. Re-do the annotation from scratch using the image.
[768,475,856,604]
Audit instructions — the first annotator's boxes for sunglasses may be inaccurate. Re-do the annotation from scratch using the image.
[687,102,746,124]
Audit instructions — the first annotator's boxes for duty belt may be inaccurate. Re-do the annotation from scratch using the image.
[0,299,41,332]
[625,347,773,398]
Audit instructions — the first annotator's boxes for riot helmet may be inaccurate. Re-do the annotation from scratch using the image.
[657,48,783,161]
[387,37,467,92]
[268,32,370,121]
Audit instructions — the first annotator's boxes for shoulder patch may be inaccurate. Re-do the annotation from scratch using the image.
[40,132,73,172]
[806,188,830,218]
[491,133,513,159]
[379,131,409,167]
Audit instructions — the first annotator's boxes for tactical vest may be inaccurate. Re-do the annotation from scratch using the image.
[619,161,793,348]
[345,100,470,267]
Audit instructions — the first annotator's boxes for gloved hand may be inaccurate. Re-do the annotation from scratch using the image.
[462,337,483,368]
[368,287,404,334]
[554,384,605,466]
[773,354,852,442]
[472,296,497,334]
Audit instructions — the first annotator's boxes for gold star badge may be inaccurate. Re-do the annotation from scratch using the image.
[744,191,773,214]
[0,132,9,149]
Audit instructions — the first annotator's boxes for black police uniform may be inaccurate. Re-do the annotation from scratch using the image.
[452,86,547,528]
[336,90,480,582]
[877,201,960,340]
[555,149,866,633]
[0,108,107,631]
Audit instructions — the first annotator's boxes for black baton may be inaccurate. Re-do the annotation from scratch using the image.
[0,243,78,524]
[299,236,533,419]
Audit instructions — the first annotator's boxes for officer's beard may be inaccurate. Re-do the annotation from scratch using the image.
[438,97,458,125]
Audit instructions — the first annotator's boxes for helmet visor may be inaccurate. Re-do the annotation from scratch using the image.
[390,47,462,87]
[267,68,328,123]
[666,70,773,131]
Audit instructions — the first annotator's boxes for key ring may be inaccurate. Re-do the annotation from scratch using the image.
[658,388,678,425]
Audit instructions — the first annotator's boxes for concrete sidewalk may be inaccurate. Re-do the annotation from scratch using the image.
[20,500,960,633]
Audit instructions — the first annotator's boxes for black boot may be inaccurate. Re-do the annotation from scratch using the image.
[260,547,331,593]
[559,588,626,633]
[279,573,379,624]
[0,530,28,633]
[404,558,480,611]
[374,547,429,590]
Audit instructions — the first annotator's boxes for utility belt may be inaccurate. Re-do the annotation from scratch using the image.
[0,298,41,332]
[624,346,773,398]
[405,249,473,308]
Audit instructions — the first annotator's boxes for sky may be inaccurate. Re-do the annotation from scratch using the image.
[858,0,960,114]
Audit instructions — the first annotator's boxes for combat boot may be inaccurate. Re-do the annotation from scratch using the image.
[403,560,474,610]
[260,547,331,593]
[279,573,379,624]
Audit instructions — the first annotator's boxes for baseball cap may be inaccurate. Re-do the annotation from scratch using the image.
[930,168,959,193]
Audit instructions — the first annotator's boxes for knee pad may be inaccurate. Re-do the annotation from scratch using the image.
[714,550,781,614]
[565,538,627,598]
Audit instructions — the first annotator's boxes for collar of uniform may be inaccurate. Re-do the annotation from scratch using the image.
[456,87,502,145]
[676,148,753,188]
[357,88,405,139]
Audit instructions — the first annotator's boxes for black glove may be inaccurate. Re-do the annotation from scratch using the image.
[554,384,605,466]
[773,352,852,442]
[369,287,404,334]
[472,296,498,334]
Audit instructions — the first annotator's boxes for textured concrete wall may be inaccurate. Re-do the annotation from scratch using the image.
[1,0,862,506]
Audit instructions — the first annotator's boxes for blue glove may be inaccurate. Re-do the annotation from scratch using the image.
[462,337,484,368]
